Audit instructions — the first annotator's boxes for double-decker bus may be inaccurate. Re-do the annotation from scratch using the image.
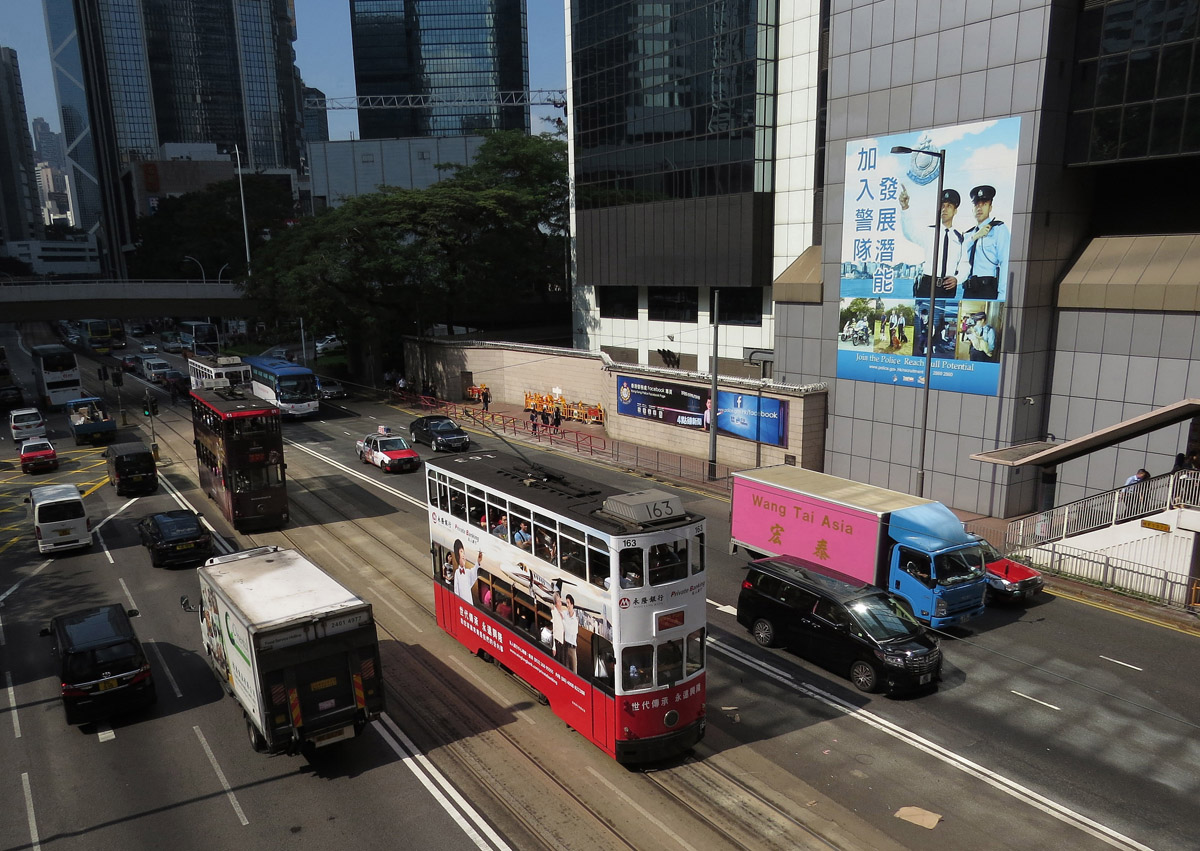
[107,319,126,349]
[79,318,113,354]
[426,452,707,764]
[179,320,219,355]
[191,387,288,531]
[31,344,82,407]
[241,355,319,417]
[188,354,251,391]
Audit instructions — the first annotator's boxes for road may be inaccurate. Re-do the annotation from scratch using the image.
[1,322,1196,851]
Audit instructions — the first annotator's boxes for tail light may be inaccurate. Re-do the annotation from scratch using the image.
[36,527,43,540]
[87,517,94,531]
[131,663,152,685]
[61,684,88,697]
[741,579,753,590]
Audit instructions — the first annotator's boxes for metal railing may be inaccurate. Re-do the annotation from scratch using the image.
[1012,540,1193,609]
[1005,470,1200,550]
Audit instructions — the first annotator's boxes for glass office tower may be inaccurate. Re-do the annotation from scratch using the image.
[349,0,529,139]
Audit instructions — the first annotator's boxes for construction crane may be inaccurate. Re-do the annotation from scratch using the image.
[306,90,567,110]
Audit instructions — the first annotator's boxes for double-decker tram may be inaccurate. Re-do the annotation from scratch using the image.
[188,354,251,390]
[30,344,82,407]
[241,355,319,417]
[426,452,707,764]
[179,320,219,354]
[191,387,289,531]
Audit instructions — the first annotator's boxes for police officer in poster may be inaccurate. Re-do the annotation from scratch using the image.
[961,184,1009,300]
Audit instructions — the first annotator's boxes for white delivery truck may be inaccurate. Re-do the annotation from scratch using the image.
[183,547,385,754]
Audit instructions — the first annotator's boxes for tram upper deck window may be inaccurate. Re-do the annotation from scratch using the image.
[619,547,644,588]
[468,486,487,531]
[649,542,687,586]
[588,536,610,589]
[534,513,558,566]
[560,527,586,581]
[691,531,705,575]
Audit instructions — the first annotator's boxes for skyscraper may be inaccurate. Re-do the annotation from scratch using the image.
[0,47,45,243]
[303,86,329,144]
[349,0,529,140]
[31,117,66,171]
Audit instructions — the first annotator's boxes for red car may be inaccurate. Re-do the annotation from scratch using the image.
[972,535,1044,603]
[20,438,59,474]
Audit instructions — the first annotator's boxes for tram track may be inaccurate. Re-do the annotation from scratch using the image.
[143,408,862,851]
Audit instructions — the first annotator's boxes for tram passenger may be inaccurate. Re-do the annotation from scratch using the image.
[491,514,509,540]
[512,521,532,549]
[495,594,512,620]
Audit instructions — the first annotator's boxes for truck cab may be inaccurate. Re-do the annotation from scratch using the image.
[882,504,987,627]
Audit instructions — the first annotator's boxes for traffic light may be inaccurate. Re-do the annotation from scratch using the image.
[143,396,152,417]
[150,397,159,416]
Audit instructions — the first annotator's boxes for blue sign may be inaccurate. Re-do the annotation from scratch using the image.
[715,391,787,447]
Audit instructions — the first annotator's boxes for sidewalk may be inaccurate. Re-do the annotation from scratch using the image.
[388,390,1200,636]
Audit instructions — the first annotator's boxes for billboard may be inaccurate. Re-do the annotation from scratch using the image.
[837,117,1020,396]
[617,377,788,446]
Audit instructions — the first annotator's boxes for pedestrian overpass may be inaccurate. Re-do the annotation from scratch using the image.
[0,279,257,320]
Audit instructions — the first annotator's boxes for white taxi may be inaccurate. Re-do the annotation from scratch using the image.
[356,427,421,473]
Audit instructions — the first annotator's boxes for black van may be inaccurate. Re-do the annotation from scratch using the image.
[736,556,942,694]
[105,441,158,495]
[39,604,157,724]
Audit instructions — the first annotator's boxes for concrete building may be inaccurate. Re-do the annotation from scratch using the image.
[568,0,1200,518]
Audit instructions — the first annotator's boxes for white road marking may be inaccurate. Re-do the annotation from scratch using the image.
[100,533,115,564]
[586,766,700,851]
[193,726,249,825]
[375,714,513,851]
[97,725,116,742]
[21,772,40,851]
[6,670,20,738]
[711,638,1150,851]
[147,640,183,698]
[708,599,736,615]
[118,578,138,612]
[91,498,139,533]
[283,439,423,508]
[1011,690,1062,711]
[1099,655,1143,671]
[0,612,6,646]
[0,560,52,607]
[159,475,235,554]
[371,591,425,634]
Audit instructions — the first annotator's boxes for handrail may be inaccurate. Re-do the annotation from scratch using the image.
[1005,469,1200,550]
[1012,539,1193,609]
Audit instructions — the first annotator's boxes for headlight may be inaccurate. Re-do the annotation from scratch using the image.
[934,597,948,616]
[876,650,907,668]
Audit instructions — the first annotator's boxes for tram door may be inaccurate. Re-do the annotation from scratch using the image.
[591,690,614,752]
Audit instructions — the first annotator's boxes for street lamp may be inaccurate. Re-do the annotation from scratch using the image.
[183,255,206,283]
[217,263,229,284]
[890,144,946,499]
[233,146,252,275]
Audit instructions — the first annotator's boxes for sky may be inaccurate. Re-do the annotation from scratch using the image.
[2,0,567,140]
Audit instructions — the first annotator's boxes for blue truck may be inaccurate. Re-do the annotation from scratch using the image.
[66,397,117,446]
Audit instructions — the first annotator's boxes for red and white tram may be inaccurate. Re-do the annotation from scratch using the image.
[426,452,707,764]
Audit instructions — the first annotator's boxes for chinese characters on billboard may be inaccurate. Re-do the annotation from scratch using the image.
[837,117,1020,396]
[616,377,789,447]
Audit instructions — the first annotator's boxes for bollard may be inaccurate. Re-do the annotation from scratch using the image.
[151,442,160,461]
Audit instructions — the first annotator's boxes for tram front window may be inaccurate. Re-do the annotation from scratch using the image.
[690,532,705,575]
[622,645,653,691]
[658,639,684,685]
[619,547,644,588]
[649,542,687,586]
[233,464,284,492]
[685,628,705,676]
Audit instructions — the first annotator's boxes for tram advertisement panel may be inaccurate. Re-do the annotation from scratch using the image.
[837,117,1019,397]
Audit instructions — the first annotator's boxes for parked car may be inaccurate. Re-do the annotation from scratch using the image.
[409,415,470,451]
[969,535,1045,603]
[136,509,213,567]
[0,385,23,409]
[20,438,59,473]
[316,376,347,400]
[737,556,942,694]
[315,334,344,355]
[9,407,46,442]
[39,604,156,724]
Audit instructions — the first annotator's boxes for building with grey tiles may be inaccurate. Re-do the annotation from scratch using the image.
[570,0,1200,517]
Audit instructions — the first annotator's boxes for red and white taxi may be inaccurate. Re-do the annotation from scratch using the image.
[20,438,59,474]
[356,426,421,473]
[971,535,1044,603]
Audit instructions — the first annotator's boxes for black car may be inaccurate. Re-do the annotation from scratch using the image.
[0,384,22,409]
[736,556,941,694]
[410,415,470,451]
[161,369,189,392]
[39,604,156,724]
[137,509,213,566]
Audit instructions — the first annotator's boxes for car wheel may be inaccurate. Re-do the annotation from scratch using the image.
[751,618,777,647]
[850,660,882,693]
[247,717,267,753]
[359,450,367,464]
[432,438,441,452]
[21,465,28,474]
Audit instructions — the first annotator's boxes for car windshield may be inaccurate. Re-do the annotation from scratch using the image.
[847,594,923,641]
[430,419,459,432]
[974,538,1002,562]
[378,438,410,452]
[24,442,52,453]
[156,514,201,539]
[935,547,987,585]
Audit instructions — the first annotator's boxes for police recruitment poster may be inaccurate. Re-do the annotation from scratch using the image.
[616,377,788,445]
[837,117,1020,396]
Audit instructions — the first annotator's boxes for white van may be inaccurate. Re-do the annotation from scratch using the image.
[139,357,171,383]
[29,484,92,554]
[10,407,47,441]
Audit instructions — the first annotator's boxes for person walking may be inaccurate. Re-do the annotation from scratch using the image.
[481,386,491,413]
[530,409,539,436]
[552,407,562,435]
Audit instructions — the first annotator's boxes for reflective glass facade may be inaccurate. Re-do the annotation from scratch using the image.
[349,0,529,139]
[0,48,42,242]
[572,0,777,289]
[1067,0,1200,163]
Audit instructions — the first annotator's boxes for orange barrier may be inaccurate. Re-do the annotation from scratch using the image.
[524,392,602,423]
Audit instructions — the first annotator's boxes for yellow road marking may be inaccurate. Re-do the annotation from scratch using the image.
[1046,588,1200,637]
[0,533,26,557]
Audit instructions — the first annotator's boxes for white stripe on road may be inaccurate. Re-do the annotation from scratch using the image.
[119,578,138,612]
[21,772,40,851]
[97,725,116,742]
[0,612,6,646]
[710,638,1151,851]
[6,670,20,739]
[91,498,139,534]
[587,765,700,851]
[708,600,736,615]
[193,726,249,825]
[1099,655,1143,671]
[375,714,512,851]
[283,439,424,509]
[159,475,235,554]
[147,640,183,698]
[1011,690,1062,711]
[0,560,52,606]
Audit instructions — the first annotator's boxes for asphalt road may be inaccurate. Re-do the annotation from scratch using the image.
[2,323,1197,851]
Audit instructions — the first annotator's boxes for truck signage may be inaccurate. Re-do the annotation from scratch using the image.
[731,476,879,570]
[257,609,371,652]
